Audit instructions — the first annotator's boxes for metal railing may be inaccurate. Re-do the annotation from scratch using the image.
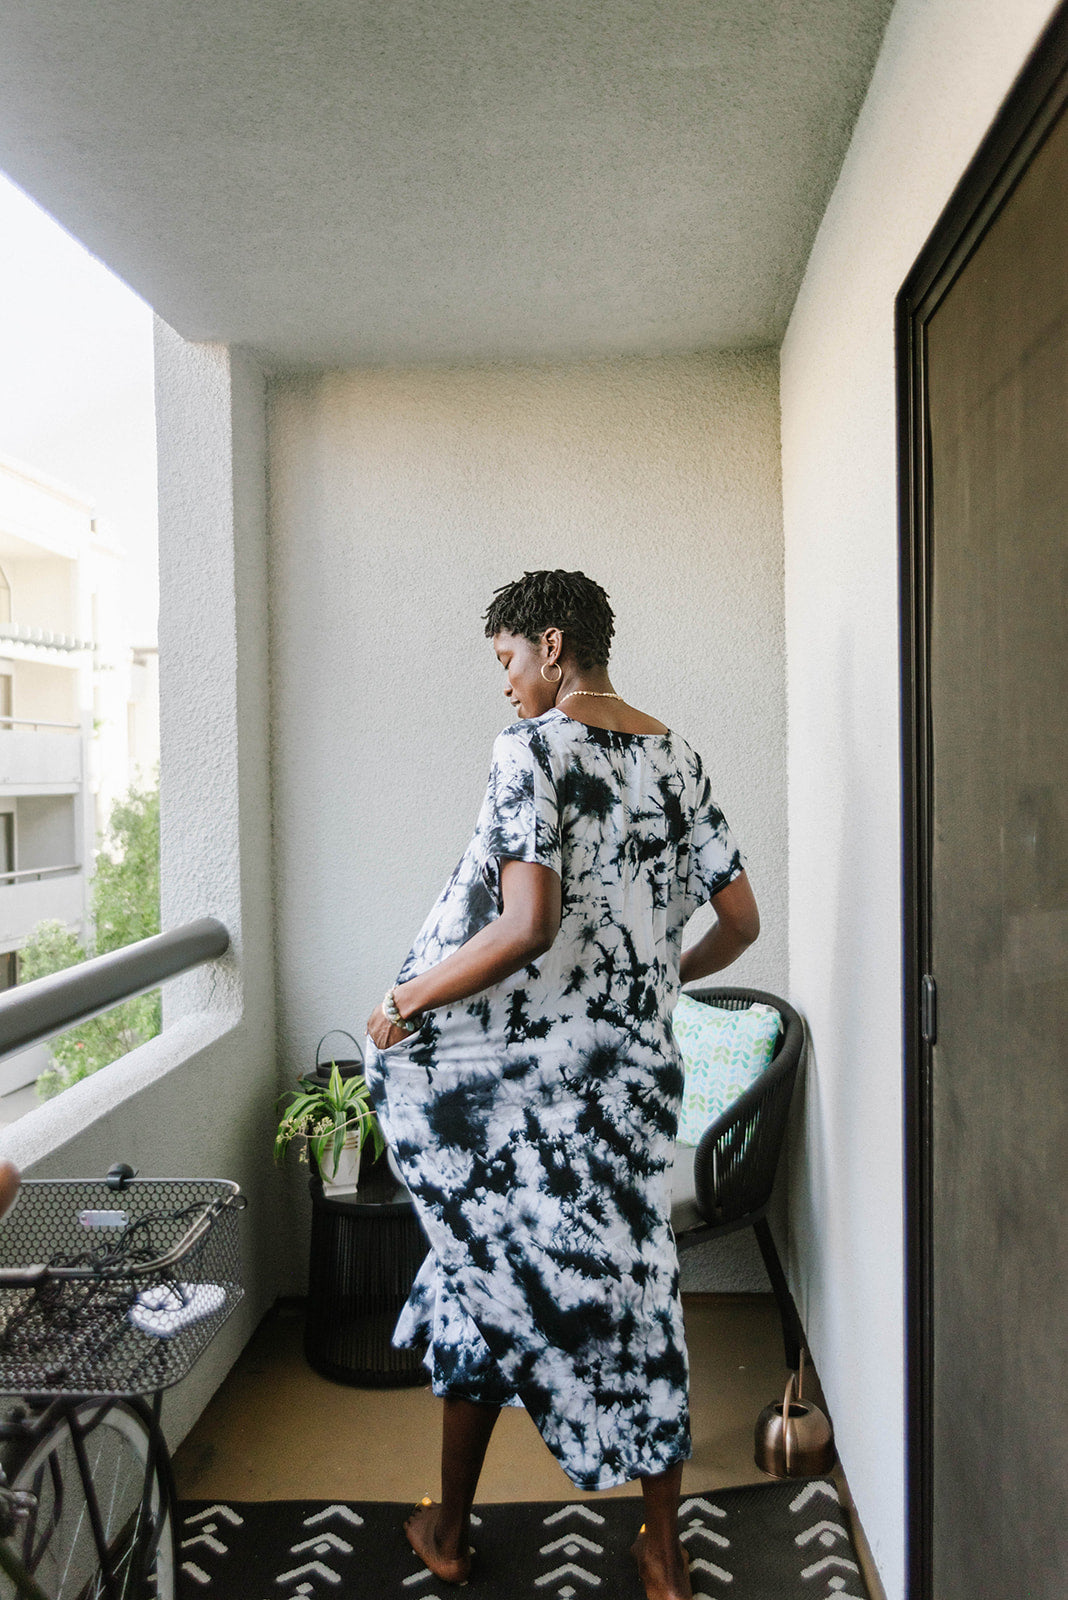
[0,864,80,885]
[0,717,81,732]
[0,917,230,1060]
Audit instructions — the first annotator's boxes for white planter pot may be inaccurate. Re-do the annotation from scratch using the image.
[320,1132,362,1197]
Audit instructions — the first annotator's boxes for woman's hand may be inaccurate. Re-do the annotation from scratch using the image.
[366,1004,416,1051]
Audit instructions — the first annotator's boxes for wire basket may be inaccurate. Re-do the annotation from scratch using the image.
[0,1178,245,1397]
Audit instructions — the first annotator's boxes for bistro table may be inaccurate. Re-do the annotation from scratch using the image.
[304,1153,427,1387]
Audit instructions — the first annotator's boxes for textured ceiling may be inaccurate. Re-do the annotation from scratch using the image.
[0,1,893,368]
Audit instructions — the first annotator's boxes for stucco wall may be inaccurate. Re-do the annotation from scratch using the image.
[779,1,1059,1593]
[268,349,788,1291]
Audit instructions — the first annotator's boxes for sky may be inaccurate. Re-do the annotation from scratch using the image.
[0,171,157,647]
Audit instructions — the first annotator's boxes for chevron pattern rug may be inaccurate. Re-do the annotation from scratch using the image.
[177,1480,869,1599]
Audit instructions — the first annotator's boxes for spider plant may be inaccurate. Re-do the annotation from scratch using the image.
[274,1062,386,1176]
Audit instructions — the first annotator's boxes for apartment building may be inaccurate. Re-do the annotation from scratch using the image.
[0,454,158,1115]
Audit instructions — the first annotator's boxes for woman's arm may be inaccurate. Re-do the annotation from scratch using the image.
[679,870,760,985]
[367,859,562,1048]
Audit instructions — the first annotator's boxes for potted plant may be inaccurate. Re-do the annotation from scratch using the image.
[274,1061,386,1197]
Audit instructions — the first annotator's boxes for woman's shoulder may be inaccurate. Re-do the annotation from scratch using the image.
[493,710,579,750]
[487,716,558,779]
[490,716,545,756]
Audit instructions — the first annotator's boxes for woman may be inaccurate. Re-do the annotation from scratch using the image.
[364,570,759,1600]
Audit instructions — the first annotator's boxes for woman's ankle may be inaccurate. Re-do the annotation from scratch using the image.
[641,1528,685,1564]
[433,1505,470,1558]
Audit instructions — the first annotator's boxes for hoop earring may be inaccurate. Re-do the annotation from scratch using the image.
[540,662,562,683]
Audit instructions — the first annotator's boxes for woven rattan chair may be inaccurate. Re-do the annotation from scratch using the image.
[670,986,806,1369]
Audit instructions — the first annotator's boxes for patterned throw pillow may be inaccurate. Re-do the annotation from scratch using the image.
[672,995,781,1146]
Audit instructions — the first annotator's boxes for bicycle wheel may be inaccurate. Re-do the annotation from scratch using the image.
[0,1398,176,1600]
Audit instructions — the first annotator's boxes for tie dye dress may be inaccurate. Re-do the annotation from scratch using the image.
[363,705,743,1491]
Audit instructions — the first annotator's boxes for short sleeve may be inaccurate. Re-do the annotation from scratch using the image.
[476,728,562,904]
[686,773,745,908]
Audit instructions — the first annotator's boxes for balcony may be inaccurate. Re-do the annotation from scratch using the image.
[0,721,83,792]
[0,2,1033,1587]
[0,866,82,945]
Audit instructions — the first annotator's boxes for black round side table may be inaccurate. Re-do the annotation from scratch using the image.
[304,1158,428,1387]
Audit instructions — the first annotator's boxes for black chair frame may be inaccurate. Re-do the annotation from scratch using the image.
[674,985,806,1369]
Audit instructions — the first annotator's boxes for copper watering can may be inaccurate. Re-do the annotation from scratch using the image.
[754,1349,836,1478]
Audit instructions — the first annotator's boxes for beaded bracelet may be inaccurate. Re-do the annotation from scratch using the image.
[383,987,420,1032]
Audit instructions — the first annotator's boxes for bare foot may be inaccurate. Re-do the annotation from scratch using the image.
[631,1528,692,1600]
[404,1500,473,1585]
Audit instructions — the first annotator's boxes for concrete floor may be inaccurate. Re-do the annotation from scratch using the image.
[173,1294,884,1596]
[175,1294,783,1504]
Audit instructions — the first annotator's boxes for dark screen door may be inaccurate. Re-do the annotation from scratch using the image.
[921,90,1068,1600]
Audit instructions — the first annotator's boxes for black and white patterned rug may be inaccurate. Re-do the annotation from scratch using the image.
[178,1481,869,1599]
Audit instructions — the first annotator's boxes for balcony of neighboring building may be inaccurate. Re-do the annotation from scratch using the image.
[0,789,85,944]
[0,713,85,791]
[0,691,93,1122]
[0,519,92,799]
[0,786,85,1122]
[0,867,83,947]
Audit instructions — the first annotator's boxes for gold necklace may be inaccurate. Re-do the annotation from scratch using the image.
[558,689,625,704]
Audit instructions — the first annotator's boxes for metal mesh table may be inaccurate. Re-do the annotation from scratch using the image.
[303,1161,427,1388]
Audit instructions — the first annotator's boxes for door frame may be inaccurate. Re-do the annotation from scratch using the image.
[896,6,1068,1595]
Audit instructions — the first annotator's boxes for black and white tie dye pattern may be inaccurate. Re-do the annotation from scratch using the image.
[364,707,743,1491]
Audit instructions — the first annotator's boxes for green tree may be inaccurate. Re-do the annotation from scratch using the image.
[19,773,162,1100]
[16,920,85,985]
[90,778,160,953]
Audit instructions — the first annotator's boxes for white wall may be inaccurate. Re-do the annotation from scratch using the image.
[16,793,75,867]
[0,872,83,947]
[779,1,1059,1593]
[13,557,76,635]
[0,457,89,561]
[0,729,81,790]
[268,350,788,1289]
[13,660,78,724]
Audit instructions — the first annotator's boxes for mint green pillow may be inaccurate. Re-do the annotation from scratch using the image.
[672,996,781,1146]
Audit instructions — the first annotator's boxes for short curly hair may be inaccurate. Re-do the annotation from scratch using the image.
[483,570,615,669]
